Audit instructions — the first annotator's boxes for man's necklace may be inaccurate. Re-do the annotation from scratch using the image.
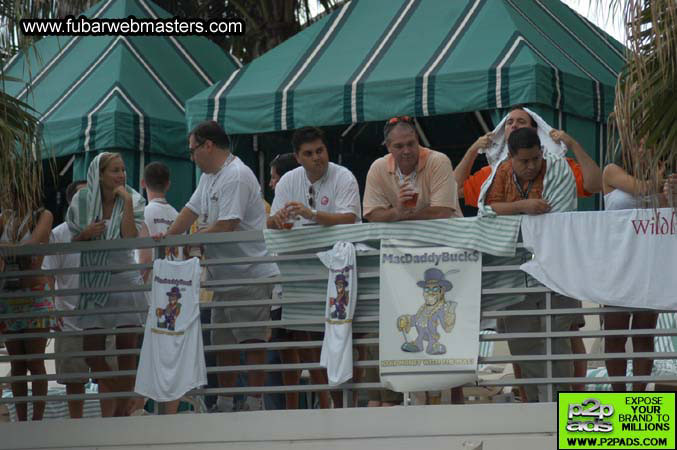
[512,170,534,200]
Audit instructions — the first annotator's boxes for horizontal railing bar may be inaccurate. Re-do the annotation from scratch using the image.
[0,281,554,300]
[201,251,380,266]
[0,339,381,362]
[0,316,379,341]
[201,271,380,288]
[478,375,677,386]
[0,284,150,300]
[4,345,676,365]
[480,328,677,340]
[0,383,386,404]
[0,301,662,322]
[0,271,380,300]
[1,323,674,346]
[8,227,522,258]
[481,306,668,317]
[0,361,383,383]
[193,383,383,396]
[0,295,382,321]
[0,348,139,362]
[11,371,677,406]
[480,351,677,363]
[0,263,151,278]
[481,287,552,295]
[6,375,677,404]
[481,265,524,272]
[0,231,266,257]
[0,252,383,280]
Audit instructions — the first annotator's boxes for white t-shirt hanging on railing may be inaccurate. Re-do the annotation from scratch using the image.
[318,241,358,385]
[135,257,206,402]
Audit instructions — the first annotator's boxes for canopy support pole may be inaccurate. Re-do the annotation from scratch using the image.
[139,151,145,194]
[254,135,265,192]
[59,155,76,177]
[474,111,490,133]
[338,123,357,166]
[413,118,431,147]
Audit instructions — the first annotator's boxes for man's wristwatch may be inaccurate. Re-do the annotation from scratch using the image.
[310,209,318,222]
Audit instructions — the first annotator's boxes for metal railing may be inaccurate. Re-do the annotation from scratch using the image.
[0,228,674,418]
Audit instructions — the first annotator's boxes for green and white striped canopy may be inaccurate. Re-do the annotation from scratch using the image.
[187,0,625,135]
[3,0,239,205]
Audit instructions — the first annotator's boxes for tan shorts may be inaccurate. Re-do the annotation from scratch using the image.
[56,334,118,384]
[211,283,272,345]
[55,335,89,385]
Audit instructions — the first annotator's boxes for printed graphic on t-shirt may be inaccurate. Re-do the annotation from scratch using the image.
[155,286,183,331]
[328,265,353,323]
[152,275,193,335]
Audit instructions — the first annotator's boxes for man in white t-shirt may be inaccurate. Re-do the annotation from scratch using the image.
[43,180,88,418]
[268,126,361,229]
[267,126,360,409]
[163,120,279,411]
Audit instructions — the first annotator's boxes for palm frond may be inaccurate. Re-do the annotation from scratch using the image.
[609,0,677,203]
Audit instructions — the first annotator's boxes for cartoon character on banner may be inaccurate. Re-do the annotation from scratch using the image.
[396,268,458,355]
[156,286,182,331]
[329,266,352,320]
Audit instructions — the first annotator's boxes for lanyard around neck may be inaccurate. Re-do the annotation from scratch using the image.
[512,170,534,200]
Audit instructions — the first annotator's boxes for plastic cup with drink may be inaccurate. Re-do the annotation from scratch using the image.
[401,178,419,209]
[281,205,298,229]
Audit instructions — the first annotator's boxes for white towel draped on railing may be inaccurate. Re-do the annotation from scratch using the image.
[521,208,677,310]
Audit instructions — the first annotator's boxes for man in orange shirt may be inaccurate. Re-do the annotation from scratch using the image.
[486,127,584,401]
[456,107,602,208]
[485,127,550,212]
[457,108,599,394]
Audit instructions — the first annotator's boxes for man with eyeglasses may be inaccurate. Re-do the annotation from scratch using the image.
[162,120,279,412]
[268,126,361,229]
[363,116,462,223]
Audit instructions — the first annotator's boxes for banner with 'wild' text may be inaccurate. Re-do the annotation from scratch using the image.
[521,208,677,310]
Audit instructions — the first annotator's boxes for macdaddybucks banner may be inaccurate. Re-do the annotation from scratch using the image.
[379,239,482,393]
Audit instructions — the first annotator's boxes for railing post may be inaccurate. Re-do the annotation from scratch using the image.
[545,291,553,401]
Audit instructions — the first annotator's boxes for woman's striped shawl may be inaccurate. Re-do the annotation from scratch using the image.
[66,154,145,308]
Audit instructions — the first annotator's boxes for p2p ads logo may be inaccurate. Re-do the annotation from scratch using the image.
[558,392,675,449]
